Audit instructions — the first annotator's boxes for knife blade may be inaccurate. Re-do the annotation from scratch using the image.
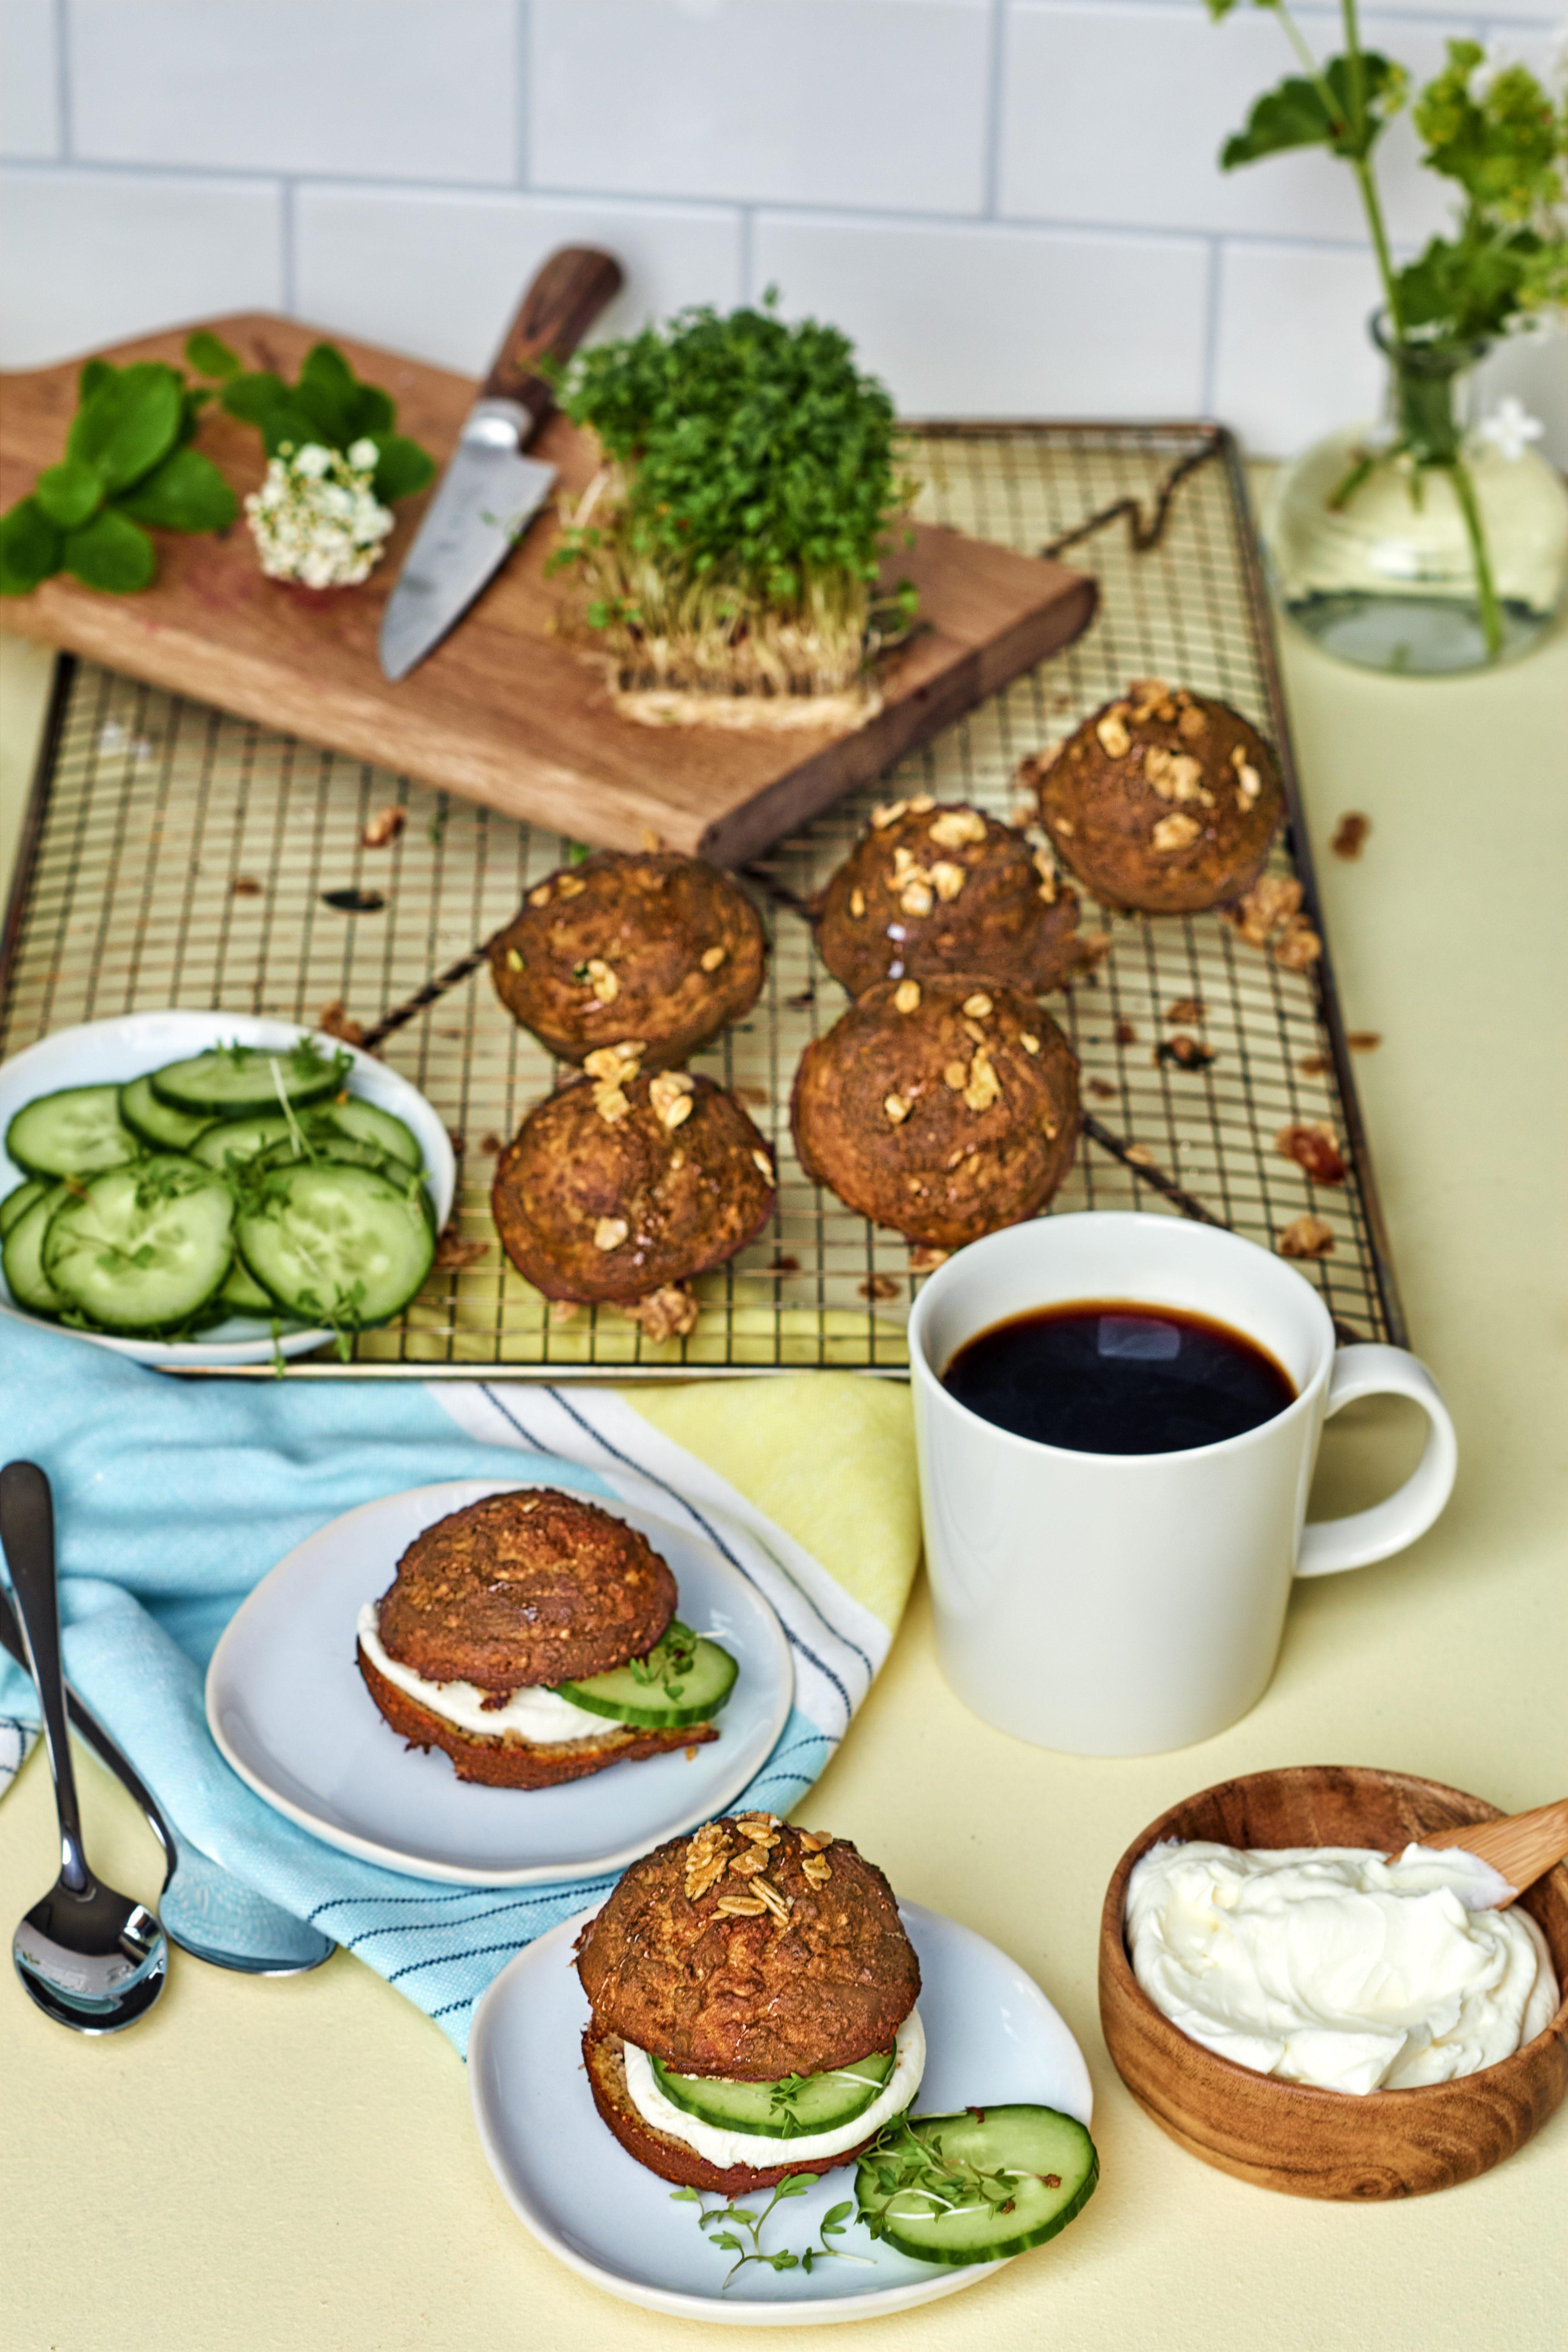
[380,245,624,682]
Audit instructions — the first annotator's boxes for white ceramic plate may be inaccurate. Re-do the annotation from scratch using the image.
[469,1898,1094,2325]
[206,1479,795,1885]
[0,1009,455,1367]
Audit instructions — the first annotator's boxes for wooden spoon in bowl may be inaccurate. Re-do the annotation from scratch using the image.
[1399,1796,1568,1904]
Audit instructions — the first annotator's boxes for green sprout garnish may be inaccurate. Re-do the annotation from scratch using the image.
[671,2174,866,2287]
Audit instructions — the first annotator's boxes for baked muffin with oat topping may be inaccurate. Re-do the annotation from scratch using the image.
[815,795,1080,997]
[576,1817,924,2191]
[487,850,766,1067]
[791,976,1078,1250]
[1023,681,1282,915]
[490,1045,775,1339]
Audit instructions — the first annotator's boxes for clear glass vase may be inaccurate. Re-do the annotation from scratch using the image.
[1264,315,1568,676]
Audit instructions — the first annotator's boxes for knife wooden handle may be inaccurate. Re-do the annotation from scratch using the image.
[481,246,624,429]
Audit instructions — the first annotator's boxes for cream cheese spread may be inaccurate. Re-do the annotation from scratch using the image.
[622,2008,927,2170]
[356,1602,608,1744]
[1127,1839,1559,2094]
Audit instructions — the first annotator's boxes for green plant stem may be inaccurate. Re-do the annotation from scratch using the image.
[1326,439,1406,511]
[1274,2,1340,112]
[1445,454,1504,657]
[1341,0,1405,339]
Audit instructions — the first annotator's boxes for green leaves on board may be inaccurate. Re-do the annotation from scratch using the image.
[185,330,436,509]
[0,354,236,598]
[1,326,435,600]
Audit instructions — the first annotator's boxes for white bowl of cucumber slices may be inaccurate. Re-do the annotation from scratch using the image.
[0,1011,455,1368]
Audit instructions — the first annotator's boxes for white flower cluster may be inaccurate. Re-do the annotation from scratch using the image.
[245,438,393,589]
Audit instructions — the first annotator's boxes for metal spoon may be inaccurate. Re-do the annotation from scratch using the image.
[0,1460,167,2033]
[0,1583,333,1978]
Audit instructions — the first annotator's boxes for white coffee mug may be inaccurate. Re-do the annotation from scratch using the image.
[908,1212,1457,1756]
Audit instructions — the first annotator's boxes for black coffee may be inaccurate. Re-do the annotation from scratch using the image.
[941,1299,1295,1454]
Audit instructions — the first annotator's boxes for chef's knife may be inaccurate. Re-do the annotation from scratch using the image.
[379,245,624,681]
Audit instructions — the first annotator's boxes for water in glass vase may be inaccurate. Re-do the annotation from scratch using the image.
[1265,321,1568,676]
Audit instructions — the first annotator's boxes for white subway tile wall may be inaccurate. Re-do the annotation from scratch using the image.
[752,213,1211,416]
[295,187,744,372]
[0,0,58,161]
[1,0,1564,459]
[0,167,283,364]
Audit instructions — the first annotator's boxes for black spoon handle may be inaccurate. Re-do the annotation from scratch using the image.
[0,1462,89,1895]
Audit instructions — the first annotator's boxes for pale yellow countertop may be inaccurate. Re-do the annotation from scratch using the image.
[1,579,1565,2352]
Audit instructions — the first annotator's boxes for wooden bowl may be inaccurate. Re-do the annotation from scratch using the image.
[1098,1764,1568,2200]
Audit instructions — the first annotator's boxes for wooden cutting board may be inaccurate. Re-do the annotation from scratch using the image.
[0,315,1096,865]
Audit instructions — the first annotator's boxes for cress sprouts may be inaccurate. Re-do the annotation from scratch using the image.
[548,296,918,711]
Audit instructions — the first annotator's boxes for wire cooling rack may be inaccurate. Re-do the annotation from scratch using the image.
[0,423,1403,1376]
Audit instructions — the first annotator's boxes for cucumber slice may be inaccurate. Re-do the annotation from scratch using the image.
[2,1183,71,1316]
[855,2106,1098,2267]
[217,1255,276,1313]
[318,1097,421,1169]
[235,1160,435,1328]
[119,1074,215,1153]
[1,1177,49,1239]
[150,1038,350,1118]
[6,1084,138,1179]
[42,1158,236,1332]
[189,1114,298,1171]
[191,1109,407,1181]
[652,2045,895,2138]
[552,1621,738,1728]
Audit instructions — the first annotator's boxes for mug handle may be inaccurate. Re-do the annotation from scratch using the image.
[1296,1344,1457,1578]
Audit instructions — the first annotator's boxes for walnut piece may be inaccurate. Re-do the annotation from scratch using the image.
[433,1230,488,1270]
[361,804,405,849]
[1274,918,1322,972]
[750,1148,774,1181]
[593,1216,630,1251]
[929,860,966,902]
[1144,746,1207,804]
[927,807,987,849]
[585,957,619,1005]
[1229,875,1301,949]
[648,1070,695,1131]
[963,1049,1001,1113]
[1151,811,1201,853]
[586,1040,646,1125]
[621,1284,700,1342]
[317,1000,365,1046]
[858,1272,900,1302]
[884,1092,911,1125]
[700,944,727,972]
[899,878,935,917]
[1276,1122,1347,1184]
[1278,1213,1335,1260]
[1097,711,1131,759]
[1156,1033,1216,1072]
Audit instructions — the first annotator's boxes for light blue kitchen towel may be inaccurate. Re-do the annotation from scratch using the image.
[0,1319,917,2056]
